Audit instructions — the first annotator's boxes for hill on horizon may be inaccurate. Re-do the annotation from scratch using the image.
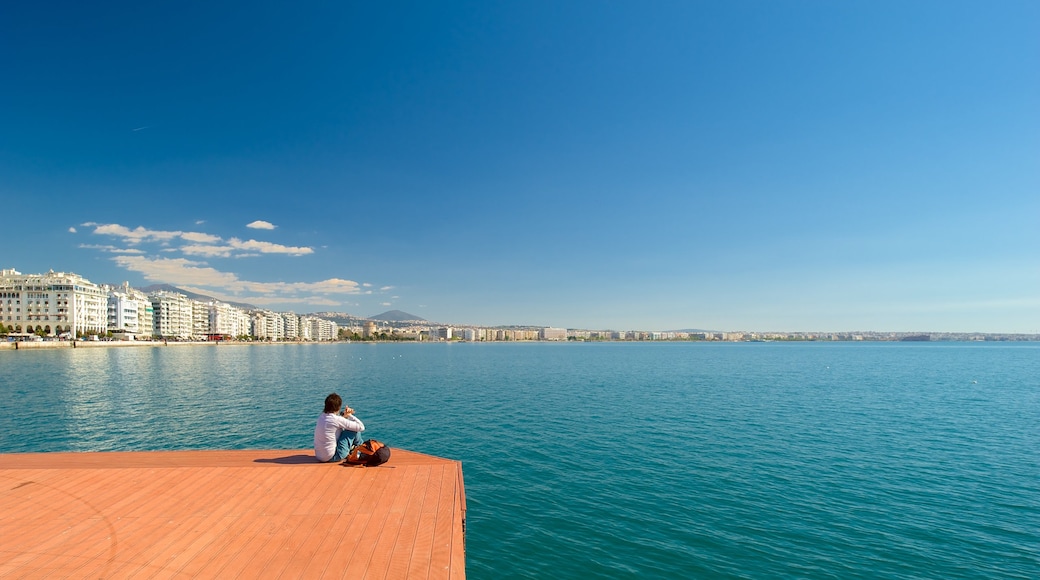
[138,284,257,311]
[369,310,426,323]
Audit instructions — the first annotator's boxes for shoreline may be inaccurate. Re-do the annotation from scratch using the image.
[0,339,346,350]
[2,337,1036,352]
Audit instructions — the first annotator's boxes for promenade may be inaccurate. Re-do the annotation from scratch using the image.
[0,340,342,351]
[0,448,466,579]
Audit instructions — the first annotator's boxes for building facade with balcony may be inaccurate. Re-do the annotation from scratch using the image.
[1,269,107,337]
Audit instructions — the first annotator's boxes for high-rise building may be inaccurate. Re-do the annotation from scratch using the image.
[150,290,193,339]
[208,301,250,338]
[0,269,107,337]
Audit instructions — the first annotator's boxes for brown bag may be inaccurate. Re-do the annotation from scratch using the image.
[345,439,391,466]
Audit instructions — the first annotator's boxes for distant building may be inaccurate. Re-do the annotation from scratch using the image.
[301,315,337,341]
[429,327,453,341]
[282,313,299,340]
[107,290,140,334]
[540,327,566,341]
[1,269,108,337]
[209,301,251,338]
[191,300,210,339]
[150,290,193,339]
[251,310,285,340]
[111,282,155,337]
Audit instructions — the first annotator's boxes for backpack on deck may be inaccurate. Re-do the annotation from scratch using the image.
[345,439,391,466]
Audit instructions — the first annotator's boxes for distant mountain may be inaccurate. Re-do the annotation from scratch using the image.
[309,311,369,326]
[138,284,256,311]
[369,310,426,323]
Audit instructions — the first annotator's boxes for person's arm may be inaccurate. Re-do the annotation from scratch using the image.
[339,409,365,433]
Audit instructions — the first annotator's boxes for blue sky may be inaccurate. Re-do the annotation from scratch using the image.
[2,1,1037,332]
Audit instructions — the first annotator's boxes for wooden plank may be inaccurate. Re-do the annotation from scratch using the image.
[429,464,462,580]
[361,464,422,579]
[111,466,245,578]
[0,449,465,580]
[384,464,434,579]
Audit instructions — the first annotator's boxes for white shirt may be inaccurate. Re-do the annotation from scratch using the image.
[313,412,366,462]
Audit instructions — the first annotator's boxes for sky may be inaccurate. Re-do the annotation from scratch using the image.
[2,1,1038,333]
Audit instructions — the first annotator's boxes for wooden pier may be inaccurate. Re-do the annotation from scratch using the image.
[0,448,465,578]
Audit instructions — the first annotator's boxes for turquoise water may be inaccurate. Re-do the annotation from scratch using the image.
[1,342,1037,578]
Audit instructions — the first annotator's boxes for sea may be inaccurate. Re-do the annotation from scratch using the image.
[1,341,1037,579]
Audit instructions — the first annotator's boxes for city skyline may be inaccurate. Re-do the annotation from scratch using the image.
[2,2,1037,333]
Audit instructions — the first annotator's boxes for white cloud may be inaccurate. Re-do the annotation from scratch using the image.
[86,222,312,257]
[91,223,181,244]
[227,238,313,256]
[380,286,394,291]
[113,256,240,287]
[381,302,392,306]
[234,277,362,295]
[181,245,233,258]
[246,220,276,230]
[177,286,341,307]
[82,220,379,310]
[111,255,362,302]
[78,244,145,254]
[68,227,77,233]
[180,231,222,243]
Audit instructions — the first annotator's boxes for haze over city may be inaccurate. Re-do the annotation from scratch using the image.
[2,2,1037,333]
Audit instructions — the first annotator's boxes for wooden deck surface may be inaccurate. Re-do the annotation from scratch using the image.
[0,448,465,579]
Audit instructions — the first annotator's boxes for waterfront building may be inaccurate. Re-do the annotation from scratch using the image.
[150,290,193,339]
[107,290,140,334]
[429,326,453,341]
[297,315,336,341]
[252,310,285,341]
[113,282,155,338]
[0,269,108,337]
[191,300,210,339]
[282,312,300,340]
[310,317,337,341]
[299,316,314,340]
[540,327,566,341]
[208,301,250,338]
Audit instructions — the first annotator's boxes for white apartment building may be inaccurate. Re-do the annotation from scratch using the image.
[300,315,337,341]
[107,290,140,334]
[208,301,251,338]
[282,313,300,340]
[150,290,193,339]
[0,269,108,337]
[191,300,211,339]
[112,282,155,338]
[252,310,285,340]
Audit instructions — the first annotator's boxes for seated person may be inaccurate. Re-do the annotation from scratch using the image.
[314,392,365,462]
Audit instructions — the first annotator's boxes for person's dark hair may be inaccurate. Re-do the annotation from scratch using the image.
[324,393,342,413]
